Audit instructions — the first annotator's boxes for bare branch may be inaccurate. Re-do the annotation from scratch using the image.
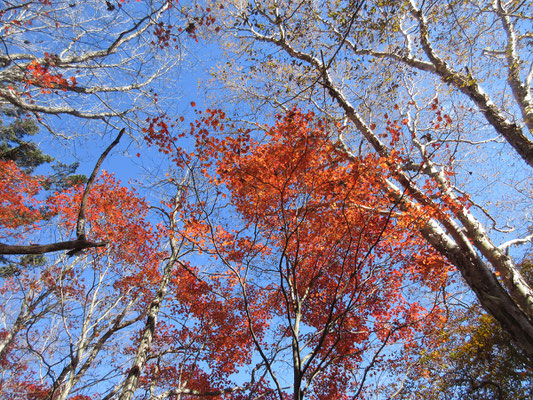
[75,128,125,240]
[499,234,533,252]
[408,0,533,167]
[0,239,107,255]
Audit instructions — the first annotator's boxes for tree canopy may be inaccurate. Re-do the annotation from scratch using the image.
[209,0,533,359]
[0,0,532,399]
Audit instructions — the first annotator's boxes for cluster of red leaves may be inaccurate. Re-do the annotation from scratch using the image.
[0,160,44,238]
[46,171,163,270]
[1,159,165,305]
[146,107,453,397]
[229,112,445,332]
[24,55,77,94]
[143,113,191,167]
[149,2,218,47]
[178,4,218,41]
[152,22,178,49]
[0,157,162,268]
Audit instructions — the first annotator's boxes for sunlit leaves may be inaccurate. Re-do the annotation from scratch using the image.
[147,107,452,397]
[47,171,163,267]
[0,160,43,237]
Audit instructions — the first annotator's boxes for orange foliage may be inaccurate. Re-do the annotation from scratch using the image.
[24,54,77,94]
[0,104,455,397]
[0,160,43,238]
[46,171,162,266]
[146,108,453,397]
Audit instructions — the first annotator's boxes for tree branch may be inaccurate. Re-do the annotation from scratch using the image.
[76,128,125,240]
[0,239,108,255]
[408,0,533,167]
[0,129,124,256]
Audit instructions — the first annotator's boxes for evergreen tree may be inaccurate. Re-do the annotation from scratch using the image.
[0,107,52,173]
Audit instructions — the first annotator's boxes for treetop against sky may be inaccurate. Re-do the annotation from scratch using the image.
[0,0,532,399]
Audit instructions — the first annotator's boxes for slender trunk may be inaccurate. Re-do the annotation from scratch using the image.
[116,253,178,400]
[117,176,187,400]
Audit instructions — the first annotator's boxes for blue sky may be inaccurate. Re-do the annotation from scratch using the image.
[2,1,532,398]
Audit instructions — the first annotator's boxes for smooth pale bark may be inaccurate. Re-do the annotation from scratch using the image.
[117,174,188,400]
[47,299,138,400]
[0,290,52,361]
[325,72,533,359]
[116,254,178,400]
[408,0,533,168]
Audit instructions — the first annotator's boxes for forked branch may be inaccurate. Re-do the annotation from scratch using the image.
[0,128,125,256]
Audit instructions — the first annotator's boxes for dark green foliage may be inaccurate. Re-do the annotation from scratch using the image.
[0,106,86,190]
[42,161,87,192]
[0,255,46,277]
[0,107,53,173]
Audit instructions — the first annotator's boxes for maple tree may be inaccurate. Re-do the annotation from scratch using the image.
[207,0,533,359]
[0,176,172,400]
[143,107,454,398]
[0,127,124,257]
[0,108,88,260]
